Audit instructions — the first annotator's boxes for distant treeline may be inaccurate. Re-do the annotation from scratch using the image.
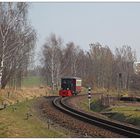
[40,33,139,91]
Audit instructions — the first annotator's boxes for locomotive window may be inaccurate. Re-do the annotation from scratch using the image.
[61,80,67,90]
[73,79,76,84]
[61,79,75,90]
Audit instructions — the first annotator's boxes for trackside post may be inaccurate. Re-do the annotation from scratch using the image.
[88,87,91,110]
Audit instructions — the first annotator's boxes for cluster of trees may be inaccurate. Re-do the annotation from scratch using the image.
[42,34,136,91]
[0,2,36,89]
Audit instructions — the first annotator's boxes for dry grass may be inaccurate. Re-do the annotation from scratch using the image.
[0,87,50,106]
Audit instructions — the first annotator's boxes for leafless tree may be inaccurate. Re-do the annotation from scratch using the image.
[0,2,36,89]
[65,42,80,76]
[88,43,114,89]
[115,45,136,90]
[42,34,63,90]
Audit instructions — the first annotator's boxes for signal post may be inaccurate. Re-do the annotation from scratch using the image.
[88,87,91,110]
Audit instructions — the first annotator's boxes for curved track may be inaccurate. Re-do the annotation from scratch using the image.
[52,96,140,138]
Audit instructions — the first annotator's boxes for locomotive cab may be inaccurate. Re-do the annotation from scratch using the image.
[59,77,82,97]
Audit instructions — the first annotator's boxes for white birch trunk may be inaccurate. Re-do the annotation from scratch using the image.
[51,48,54,91]
[0,35,6,88]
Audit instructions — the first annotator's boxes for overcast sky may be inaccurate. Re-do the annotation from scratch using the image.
[28,2,140,62]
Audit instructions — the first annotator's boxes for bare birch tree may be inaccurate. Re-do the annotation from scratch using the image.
[42,34,62,90]
[0,2,36,88]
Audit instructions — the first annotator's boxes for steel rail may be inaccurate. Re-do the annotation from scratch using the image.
[52,96,140,138]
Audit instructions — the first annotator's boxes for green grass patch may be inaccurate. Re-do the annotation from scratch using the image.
[0,99,68,138]
[77,98,106,112]
[90,99,106,112]
[104,106,140,127]
[77,98,93,112]
[21,76,43,87]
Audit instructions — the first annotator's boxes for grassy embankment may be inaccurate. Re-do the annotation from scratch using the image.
[78,89,140,127]
[0,76,66,137]
[103,105,140,127]
[0,99,67,137]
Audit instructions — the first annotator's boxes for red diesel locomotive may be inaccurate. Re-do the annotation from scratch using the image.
[59,77,82,97]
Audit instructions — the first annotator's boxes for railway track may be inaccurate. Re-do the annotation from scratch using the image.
[52,96,140,138]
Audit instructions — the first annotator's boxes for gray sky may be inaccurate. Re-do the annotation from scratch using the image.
[28,2,140,61]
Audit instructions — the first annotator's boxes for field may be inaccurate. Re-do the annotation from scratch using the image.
[21,76,43,87]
